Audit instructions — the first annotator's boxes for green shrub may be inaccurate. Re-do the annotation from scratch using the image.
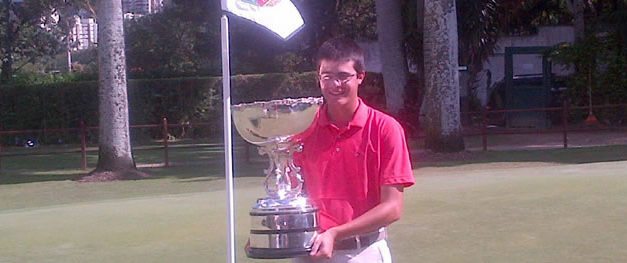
[550,32,627,125]
[0,71,389,145]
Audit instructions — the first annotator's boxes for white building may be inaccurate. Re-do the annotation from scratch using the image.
[360,26,576,106]
[67,0,170,49]
[69,16,97,50]
[123,0,165,15]
[471,26,575,105]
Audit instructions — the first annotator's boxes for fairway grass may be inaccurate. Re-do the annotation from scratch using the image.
[393,161,627,263]
[0,179,265,263]
[1,150,626,262]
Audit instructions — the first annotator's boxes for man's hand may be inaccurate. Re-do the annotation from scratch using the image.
[307,185,405,260]
[309,228,338,259]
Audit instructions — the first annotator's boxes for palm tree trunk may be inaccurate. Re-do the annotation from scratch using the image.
[375,0,408,115]
[416,0,426,121]
[565,0,586,41]
[422,0,464,152]
[79,0,147,181]
[1,0,14,83]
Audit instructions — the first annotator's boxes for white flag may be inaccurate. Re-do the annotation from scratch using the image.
[221,0,304,39]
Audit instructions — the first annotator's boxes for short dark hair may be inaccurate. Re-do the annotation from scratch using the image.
[316,37,365,73]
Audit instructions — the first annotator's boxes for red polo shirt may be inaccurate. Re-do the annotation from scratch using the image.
[294,100,415,231]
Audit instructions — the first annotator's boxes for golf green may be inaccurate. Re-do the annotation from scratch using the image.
[1,160,626,262]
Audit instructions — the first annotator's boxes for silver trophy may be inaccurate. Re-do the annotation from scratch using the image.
[232,97,323,259]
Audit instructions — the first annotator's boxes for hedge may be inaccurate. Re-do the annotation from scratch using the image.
[0,72,386,144]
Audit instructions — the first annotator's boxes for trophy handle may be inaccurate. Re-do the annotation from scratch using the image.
[257,138,304,200]
[288,143,305,186]
[258,146,275,194]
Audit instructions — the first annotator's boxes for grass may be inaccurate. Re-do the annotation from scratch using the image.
[0,145,626,262]
[394,160,627,263]
[415,145,627,168]
[0,142,255,184]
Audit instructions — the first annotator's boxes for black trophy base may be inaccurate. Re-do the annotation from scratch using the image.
[246,247,312,259]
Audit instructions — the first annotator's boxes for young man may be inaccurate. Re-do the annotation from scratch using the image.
[294,37,415,262]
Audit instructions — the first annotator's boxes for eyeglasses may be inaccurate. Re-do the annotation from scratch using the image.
[318,73,356,84]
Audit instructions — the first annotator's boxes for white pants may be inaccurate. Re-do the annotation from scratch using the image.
[292,239,392,263]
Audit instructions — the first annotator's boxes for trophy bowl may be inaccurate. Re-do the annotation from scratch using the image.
[232,97,323,259]
[232,97,322,146]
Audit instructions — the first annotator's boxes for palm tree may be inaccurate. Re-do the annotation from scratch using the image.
[375,0,409,115]
[457,0,571,112]
[564,0,586,41]
[79,0,147,181]
[422,0,464,152]
[457,0,500,112]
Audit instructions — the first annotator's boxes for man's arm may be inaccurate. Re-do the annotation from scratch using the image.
[309,184,405,259]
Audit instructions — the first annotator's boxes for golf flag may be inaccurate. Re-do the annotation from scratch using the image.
[221,0,304,39]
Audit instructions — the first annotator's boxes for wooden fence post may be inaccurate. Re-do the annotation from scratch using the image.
[0,127,3,170]
[481,107,488,151]
[162,117,169,168]
[562,101,569,148]
[80,121,87,170]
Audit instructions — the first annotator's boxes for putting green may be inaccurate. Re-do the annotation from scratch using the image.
[393,160,627,263]
[1,161,626,262]
[0,177,266,263]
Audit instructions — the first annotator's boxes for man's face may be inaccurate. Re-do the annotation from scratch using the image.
[318,59,364,108]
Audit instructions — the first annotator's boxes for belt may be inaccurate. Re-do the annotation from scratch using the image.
[334,229,387,250]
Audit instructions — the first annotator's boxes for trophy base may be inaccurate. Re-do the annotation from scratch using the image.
[247,197,319,259]
[246,247,312,259]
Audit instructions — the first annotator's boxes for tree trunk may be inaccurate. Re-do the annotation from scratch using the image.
[1,0,14,83]
[565,0,586,41]
[375,0,409,115]
[78,0,148,182]
[416,0,426,124]
[422,0,464,152]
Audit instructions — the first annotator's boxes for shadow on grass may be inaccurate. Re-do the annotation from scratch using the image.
[415,145,627,168]
[2,144,626,185]
[0,156,267,185]
[0,170,81,184]
[0,143,265,185]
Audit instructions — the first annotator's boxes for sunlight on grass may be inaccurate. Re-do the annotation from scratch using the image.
[30,169,86,176]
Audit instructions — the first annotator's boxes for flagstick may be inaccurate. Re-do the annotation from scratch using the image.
[220,14,236,263]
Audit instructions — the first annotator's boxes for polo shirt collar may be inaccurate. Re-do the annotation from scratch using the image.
[318,99,369,129]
